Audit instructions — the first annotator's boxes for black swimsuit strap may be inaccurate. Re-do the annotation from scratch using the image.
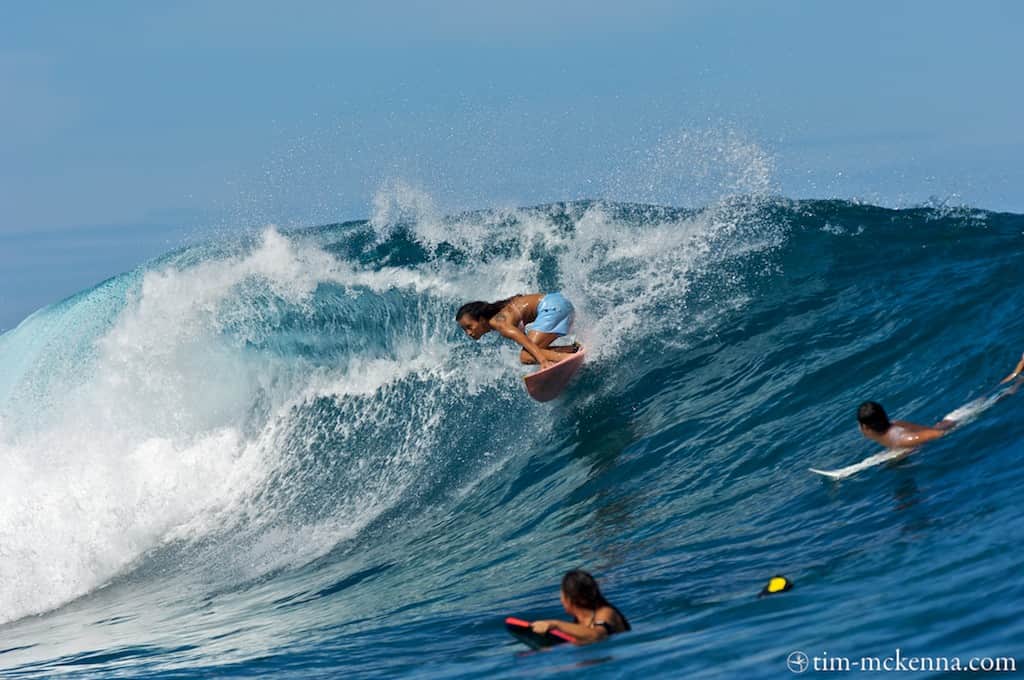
[590,609,619,635]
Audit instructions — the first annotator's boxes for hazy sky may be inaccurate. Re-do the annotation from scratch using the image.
[2,1,1022,328]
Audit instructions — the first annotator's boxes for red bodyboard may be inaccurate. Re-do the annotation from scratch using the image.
[504,617,576,648]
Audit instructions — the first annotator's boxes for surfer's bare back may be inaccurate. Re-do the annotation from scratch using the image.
[857,352,1024,449]
[456,292,579,369]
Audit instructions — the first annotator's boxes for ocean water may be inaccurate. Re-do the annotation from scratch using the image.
[1,195,1022,678]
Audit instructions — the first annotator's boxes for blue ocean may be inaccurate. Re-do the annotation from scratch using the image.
[1,192,1022,678]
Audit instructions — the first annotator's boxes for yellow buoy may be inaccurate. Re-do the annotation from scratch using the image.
[759,575,793,597]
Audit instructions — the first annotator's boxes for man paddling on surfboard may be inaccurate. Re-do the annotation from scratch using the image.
[857,352,1024,449]
[856,401,956,449]
[455,293,580,369]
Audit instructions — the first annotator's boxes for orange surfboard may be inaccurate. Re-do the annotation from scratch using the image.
[523,347,585,402]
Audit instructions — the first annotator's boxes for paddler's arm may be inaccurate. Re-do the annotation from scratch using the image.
[892,422,951,447]
[489,314,555,368]
[530,619,608,644]
[999,352,1024,384]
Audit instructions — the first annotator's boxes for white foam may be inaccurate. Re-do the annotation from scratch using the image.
[0,227,466,624]
[0,130,786,623]
[363,128,784,362]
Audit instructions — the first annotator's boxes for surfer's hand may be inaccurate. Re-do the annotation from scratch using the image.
[531,620,553,634]
[540,359,557,370]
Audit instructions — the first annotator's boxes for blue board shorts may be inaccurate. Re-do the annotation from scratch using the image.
[525,292,575,336]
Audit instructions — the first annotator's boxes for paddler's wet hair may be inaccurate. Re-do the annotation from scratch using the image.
[858,401,891,433]
[562,569,607,609]
[561,569,631,630]
[455,296,517,321]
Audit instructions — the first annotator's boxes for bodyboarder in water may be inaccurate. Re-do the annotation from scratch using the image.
[456,293,580,369]
[528,570,631,644]
[857,352,1024,449]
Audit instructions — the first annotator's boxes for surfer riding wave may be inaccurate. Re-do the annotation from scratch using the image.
[456,293,580,369]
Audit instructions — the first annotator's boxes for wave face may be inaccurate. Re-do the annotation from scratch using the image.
[1,197,1023,678]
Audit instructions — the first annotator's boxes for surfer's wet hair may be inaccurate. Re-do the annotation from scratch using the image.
[455,296,517,321]
[857,401,891,433]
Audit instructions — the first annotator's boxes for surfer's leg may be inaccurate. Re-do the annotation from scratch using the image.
[520,346,578,363]
[519,330,571,364]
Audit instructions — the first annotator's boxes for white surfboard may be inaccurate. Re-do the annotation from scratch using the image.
[809,448,912,480]
[809,387,1011,480]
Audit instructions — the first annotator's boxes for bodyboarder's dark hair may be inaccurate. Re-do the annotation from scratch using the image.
[561,569,631,631]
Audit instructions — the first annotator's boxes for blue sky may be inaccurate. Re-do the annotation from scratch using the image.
[2,1,1022,328]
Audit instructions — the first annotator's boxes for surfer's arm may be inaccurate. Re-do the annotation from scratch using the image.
[895,426,949,447]
[531,619,608,644]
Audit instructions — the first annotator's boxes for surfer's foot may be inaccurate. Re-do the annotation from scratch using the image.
[571,341,582,353]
